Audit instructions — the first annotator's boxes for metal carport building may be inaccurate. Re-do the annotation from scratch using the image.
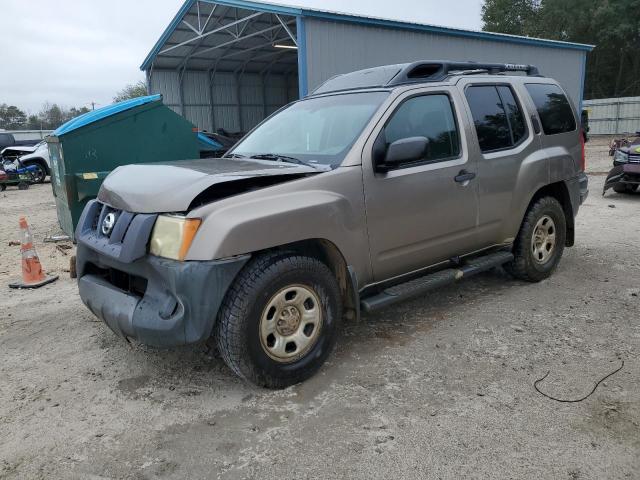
[141,0,593,134]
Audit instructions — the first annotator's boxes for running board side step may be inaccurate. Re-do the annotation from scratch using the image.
[360,251,514,313]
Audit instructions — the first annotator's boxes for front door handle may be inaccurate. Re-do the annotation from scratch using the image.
[455,170,476,184]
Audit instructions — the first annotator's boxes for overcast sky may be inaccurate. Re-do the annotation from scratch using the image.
[0,0,482,114]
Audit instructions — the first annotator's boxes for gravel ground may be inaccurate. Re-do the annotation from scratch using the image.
[1,137,639,479]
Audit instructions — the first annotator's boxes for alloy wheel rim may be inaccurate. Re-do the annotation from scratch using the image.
[531,215,556,264]
[259,284,323,363]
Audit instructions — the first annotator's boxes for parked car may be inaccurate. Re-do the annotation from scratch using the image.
[603,132,640,195]
[75,61,588,388]
[0,132,40,151]
[198,131,238,158]
[1,141,50,183]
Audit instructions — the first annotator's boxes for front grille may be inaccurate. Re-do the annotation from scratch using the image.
[86,203,134,242]
[77,200,157,263]
[629,154,640,164]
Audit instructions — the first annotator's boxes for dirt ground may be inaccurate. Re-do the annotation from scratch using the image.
[1,137,639,479]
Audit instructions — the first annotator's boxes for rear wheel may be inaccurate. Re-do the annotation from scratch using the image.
[214,252,342,388]
[505,196,566,282]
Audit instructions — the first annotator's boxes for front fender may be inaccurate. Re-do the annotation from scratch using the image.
[184,167,371,283]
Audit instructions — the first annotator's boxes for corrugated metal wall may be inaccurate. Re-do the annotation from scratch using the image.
[149,70,298,133]
[583,97,640,135]
[150,17,587,131]
[303,18,586,109]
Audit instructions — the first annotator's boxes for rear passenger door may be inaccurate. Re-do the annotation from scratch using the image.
[460,80,540,246]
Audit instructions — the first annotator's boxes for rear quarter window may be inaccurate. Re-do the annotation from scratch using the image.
[525,83,576,135]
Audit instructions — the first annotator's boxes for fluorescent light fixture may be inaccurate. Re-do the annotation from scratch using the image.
[273,43,298,50]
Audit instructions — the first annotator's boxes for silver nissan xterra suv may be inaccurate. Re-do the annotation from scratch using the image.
[76,61,589,388]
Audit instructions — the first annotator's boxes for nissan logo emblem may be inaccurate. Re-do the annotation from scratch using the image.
[101,212,116,236]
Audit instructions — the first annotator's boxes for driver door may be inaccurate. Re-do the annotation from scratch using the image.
[362,87,479,282]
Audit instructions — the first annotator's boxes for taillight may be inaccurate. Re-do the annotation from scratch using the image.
[579,129,586,171]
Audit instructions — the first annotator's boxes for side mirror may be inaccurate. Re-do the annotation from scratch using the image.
[377,136,429,172]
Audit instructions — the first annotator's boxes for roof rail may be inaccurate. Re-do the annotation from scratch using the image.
[388,61,541,86]
[311,61,543,96]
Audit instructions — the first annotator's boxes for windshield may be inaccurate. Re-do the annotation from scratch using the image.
[229,91,389,167]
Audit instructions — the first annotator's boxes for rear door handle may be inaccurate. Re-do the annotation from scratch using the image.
[455,170,476,183]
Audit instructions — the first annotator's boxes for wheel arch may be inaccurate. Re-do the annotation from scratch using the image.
[526,181,575,247]
[269,238,359,322]
[21,157,49,175]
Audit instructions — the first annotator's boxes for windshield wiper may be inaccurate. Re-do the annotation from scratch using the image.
[225,153,247,159]
[249,153,318,169]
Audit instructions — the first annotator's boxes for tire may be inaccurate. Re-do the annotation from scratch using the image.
[0,184,6,192]
[505,196,566,282]
[214,251,342,388]
[25,162,46,184]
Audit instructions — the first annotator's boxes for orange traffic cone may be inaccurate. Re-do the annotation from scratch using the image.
[9,217,59,289]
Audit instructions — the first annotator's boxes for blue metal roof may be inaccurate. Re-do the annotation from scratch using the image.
[52,95,162,136]
[141,0,594,71]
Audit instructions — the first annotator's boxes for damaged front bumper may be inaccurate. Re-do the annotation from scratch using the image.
[76,200,249,347]
[603,163,640,194]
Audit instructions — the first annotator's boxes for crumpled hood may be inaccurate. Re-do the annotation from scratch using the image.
[1,145,37,155]
[98,158,322,213]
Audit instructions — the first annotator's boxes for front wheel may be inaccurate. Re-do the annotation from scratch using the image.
[505,196,566,282]
[26,163,47,184]
[214,252,342,388]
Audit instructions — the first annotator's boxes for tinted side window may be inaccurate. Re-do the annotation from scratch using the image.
[384,94,460,163]
[497,86,526,144]
[525,83,576,135]
[465,86,511,152]
[0,134,11,144]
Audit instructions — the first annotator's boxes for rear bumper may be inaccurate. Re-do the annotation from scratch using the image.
[77,242,249,347]
[565,171,589,215]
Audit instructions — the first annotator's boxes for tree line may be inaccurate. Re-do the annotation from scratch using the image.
[0,103,92,131]
[0,80,148,131]
[482,0,640,99]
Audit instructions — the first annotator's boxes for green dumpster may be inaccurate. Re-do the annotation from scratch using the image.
[47,95,199,239]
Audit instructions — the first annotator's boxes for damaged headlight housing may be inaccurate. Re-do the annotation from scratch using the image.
[149,215,201,261]
[614,150,629,164]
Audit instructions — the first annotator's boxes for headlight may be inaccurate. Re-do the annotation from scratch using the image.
[614,150,629,163]
[149,215,201,261]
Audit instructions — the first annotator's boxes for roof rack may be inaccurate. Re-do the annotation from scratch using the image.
[311,61,543,95]
[387,61,541,86]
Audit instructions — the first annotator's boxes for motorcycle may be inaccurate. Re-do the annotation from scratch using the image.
[0,158,38,191]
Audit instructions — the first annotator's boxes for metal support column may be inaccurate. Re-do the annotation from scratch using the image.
[235,72,243,133]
